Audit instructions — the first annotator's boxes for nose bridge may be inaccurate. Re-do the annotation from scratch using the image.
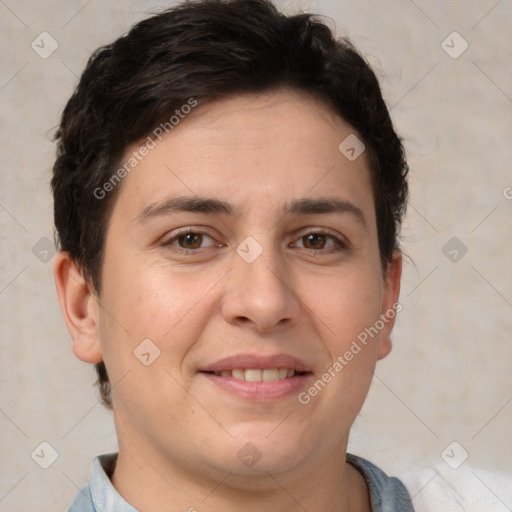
[237,235,289,300]
[222,235,300,331]
[241,243,284,293]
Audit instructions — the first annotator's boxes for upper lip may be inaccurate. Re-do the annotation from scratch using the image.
[199,353,311,373]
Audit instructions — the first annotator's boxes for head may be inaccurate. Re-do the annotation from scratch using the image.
[52,0,407,484]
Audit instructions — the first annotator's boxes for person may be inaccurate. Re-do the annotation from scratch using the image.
[51,0,414,510]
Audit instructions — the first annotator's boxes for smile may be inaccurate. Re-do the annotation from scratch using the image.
[210,368,306,381]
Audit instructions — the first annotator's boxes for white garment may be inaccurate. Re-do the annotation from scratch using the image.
[398,462,512,512]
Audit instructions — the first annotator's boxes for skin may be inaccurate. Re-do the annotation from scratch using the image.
[55,89,402,512]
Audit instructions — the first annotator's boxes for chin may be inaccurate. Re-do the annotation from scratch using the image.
[210,425,313,476]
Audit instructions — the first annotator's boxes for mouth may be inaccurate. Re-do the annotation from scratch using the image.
[203,368,309,381]
[198,354,313,401]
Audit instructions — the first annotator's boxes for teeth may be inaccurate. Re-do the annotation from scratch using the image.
[214,368,299,381]
[232,369,245,380]
[262,369,280,382]
[245,369,262,382]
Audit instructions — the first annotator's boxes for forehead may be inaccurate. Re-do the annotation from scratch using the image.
[111,89,375,224]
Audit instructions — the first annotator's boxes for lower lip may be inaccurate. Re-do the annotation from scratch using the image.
[199,372,312,401]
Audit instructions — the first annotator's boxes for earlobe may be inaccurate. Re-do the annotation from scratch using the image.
[53,252,103,364]
[377,251,402,361]
[377,335,392,360]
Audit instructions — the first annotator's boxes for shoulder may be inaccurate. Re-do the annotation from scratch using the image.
[346,453,416,512]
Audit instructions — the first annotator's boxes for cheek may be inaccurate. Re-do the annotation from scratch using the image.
[299,266,384,412]
[101,253,207,335]
[97,255,222,381]
[96,261,219,420]
[303,265,383,344]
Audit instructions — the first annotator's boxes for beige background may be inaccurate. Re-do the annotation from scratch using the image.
[1,0,511,510]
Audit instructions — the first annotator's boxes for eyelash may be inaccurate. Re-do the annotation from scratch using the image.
[161,228,348,254]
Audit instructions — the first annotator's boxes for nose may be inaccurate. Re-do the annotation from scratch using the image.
[221,242,301,333]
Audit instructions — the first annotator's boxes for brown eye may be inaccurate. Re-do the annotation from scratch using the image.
[163,229,220,253]
[176,233,204,249]
[302,233,328,250]
[292,231,346,252]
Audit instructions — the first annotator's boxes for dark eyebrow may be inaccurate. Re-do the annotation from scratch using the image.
[136,196,234,224]
[283,198,367,230]
[136,195,366,229]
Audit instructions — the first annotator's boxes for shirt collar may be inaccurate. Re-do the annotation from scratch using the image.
[89,453,138,512]
[88,451,413,512]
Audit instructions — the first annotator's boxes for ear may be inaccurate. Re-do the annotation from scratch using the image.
[376,251,402,361]
[53,252,103,363]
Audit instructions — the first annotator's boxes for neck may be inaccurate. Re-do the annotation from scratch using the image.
[110,433,371,512]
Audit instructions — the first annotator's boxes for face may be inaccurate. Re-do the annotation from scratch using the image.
[59,89,401,487]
